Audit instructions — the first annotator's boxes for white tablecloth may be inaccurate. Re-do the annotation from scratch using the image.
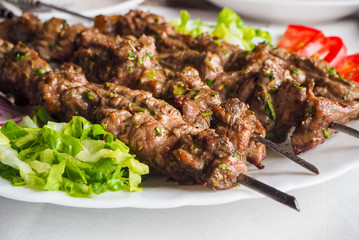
[0,4,359,240]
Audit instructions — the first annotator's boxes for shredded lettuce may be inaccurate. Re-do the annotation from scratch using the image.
[0,116,149,197]
[171,8,271,50]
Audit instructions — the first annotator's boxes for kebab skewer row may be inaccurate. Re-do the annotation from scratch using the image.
[0,12,318,174]
[0,39,299,210]
[92,10,359,154]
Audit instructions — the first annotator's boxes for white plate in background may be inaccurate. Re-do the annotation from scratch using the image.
[208,0,359,23]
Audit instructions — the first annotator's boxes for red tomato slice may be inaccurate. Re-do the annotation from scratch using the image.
[277,25,323,52]
[296,32,326,57]
[313,36,347,68]
[336,53,359,82]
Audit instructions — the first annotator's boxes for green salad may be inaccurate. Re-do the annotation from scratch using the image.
[171,8,271,50]
[0,112,149,197]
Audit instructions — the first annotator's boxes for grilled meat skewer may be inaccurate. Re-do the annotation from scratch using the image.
[0,40,301,212]
[0,12,320,173]
[0,40,248,189]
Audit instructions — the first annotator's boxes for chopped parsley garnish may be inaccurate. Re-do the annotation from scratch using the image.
[201,111,213,117]
[309,105,315,114]
[34,68,47,76]
[323,128,330,138]
[218,164,227,170]
[15,51,29,61]
[86,90,94,100]
[265,72,274,79]
[291,69,299,75]
[48,43,54,49]
[293,83,304,89]
[154,127,163,137]
[136,108,146,112]
[264,93,276,120]
[126,66,133,71]
[222,49,228,55]
[326,67,337,75]
[61,20,67,30]
[211,92,217,97]
[146,70,156,78]
[146,52,153,60]
[67,93,73,97]
[205,79,214,88]
[172,85,186,95]
[128,50,136,60]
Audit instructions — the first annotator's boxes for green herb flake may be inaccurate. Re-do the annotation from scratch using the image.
[201,111,213,117]
[323,128,330,138]
[48,43,54,49]
[146,70,156,78]
[154,127,163,137]
[222,49,228,55]
[67,93,73,97]
[211,92,217,97]
[14,51,29,61]
[264,93,276,120]
[34,68,47,76]
[326,67,337,75]
[265,72,274,79]
[293,83,304,89]
[136,108,146,113]
[309,105,315,114]
[61,20,67,30]
[146,52,153,60]
[86,90,94,100]
[205,79,214,88]
[172,85,186,95]
[218,164,227,170]
[128,50,136,61]
[291,69,299,75]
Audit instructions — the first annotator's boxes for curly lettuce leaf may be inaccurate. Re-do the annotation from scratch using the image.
[171,8,271,50]
[0,115,149,197]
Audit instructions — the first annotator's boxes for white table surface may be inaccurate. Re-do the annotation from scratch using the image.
[1,4,359,240]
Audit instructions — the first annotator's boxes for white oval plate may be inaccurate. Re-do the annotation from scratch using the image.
[207,0,359,23]
[1,97,359,208]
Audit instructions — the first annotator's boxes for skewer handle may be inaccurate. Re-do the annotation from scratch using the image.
[254,136,319,175]
[37,1,93,21]
[331,122,359,139]
[238,174,300,211]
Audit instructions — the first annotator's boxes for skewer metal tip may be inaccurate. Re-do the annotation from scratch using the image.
[331,122,359,139]
[238,173,300,211]
[254,136,319,175]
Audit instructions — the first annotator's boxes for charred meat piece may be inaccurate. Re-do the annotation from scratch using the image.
[0,12,42,44]
[159,49,223,81]
[93,10,242,65]
[73,29,166,97]
[292,80,359,154]
[40,63,248,189]
[31,18,85,62]
[94,10,191,53]
[0,40,50,105]
[0,12,85,62]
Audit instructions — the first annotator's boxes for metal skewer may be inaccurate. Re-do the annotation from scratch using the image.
[331,122,359,139]
[238,173,300,211]
[5,0,93,21]
[254,136,319,175]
